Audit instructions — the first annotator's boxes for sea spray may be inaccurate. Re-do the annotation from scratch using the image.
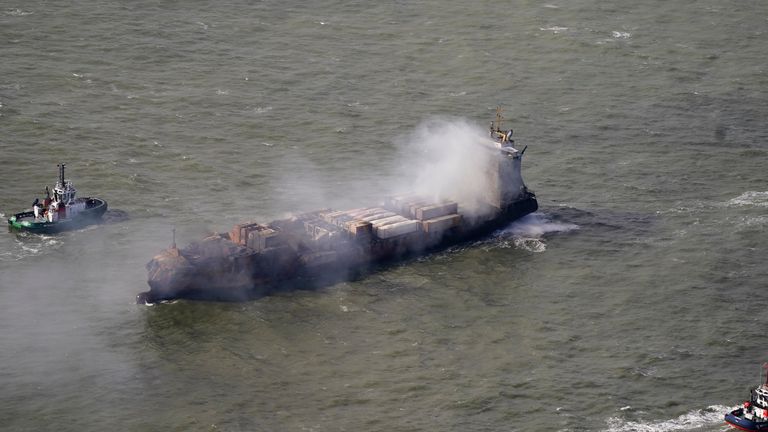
[491,212,579,252]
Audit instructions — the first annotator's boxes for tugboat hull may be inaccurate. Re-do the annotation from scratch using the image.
[8,198,108,234]
[726,409,768,431]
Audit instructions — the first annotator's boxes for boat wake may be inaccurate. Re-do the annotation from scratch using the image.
[491,212,579,252]
[604,405,733,432]
[728,191,768,207]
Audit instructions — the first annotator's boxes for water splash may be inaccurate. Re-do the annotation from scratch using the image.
[493,212,579,252]
[500,212,580,237]
[604,405,733,432]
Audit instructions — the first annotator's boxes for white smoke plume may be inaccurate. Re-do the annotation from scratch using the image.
[393,117,498,215]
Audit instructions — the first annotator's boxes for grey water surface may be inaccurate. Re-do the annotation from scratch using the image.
[1,1,767,431]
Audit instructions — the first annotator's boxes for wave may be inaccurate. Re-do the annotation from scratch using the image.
[736,215,768,228]
[540,26,569,33]
[604,405,732,432]
[728,191,768,207]
[5,8,33,16]
[0,234,62,262]
[492,212,579,252]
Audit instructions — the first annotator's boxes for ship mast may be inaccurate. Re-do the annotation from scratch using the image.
[762,363,768,387]
[58,163,66,189]
[495,106,504,133]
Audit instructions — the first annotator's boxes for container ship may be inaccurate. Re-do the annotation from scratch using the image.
[142,112,538,302]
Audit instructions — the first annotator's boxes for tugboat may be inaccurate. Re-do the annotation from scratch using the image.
[7,163,108,234]
[725,364,768,431]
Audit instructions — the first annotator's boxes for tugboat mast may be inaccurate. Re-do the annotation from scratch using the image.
[58,163,66,189]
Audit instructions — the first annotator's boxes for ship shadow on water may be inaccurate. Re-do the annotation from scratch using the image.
[101,209,130,224]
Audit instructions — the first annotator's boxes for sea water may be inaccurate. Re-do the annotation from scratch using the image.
[1,1,766,430]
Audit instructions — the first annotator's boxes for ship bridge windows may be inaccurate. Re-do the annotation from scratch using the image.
[54,182,77,204]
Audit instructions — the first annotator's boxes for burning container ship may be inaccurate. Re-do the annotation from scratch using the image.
[142,114,538,302]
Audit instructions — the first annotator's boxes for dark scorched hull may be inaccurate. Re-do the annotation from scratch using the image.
[142,194,537,303]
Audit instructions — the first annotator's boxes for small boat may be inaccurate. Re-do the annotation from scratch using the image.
[725,364,768,431]
[7,163,108,234]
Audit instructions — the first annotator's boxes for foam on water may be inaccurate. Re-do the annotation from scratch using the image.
[491,212,579,252]
[541,26,569,33]
[502,212,580,238]
[729,191,768,207]
[1,235,63,262]
[604,405,733,432]
[5,8,33,16]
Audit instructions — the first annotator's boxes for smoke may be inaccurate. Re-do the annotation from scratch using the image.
[393,117,498,216]
[264,116,502,218]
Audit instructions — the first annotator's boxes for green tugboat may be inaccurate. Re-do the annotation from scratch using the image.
[7,163,108,234]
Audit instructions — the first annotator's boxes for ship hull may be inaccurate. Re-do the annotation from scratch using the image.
[141,194,537,303]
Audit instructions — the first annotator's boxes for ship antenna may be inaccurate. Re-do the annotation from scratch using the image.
[58,163,66,187]
[171,227,177,249]
[495,106,504,133]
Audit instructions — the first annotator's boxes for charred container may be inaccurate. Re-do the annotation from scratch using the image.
[143,122,538,302]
